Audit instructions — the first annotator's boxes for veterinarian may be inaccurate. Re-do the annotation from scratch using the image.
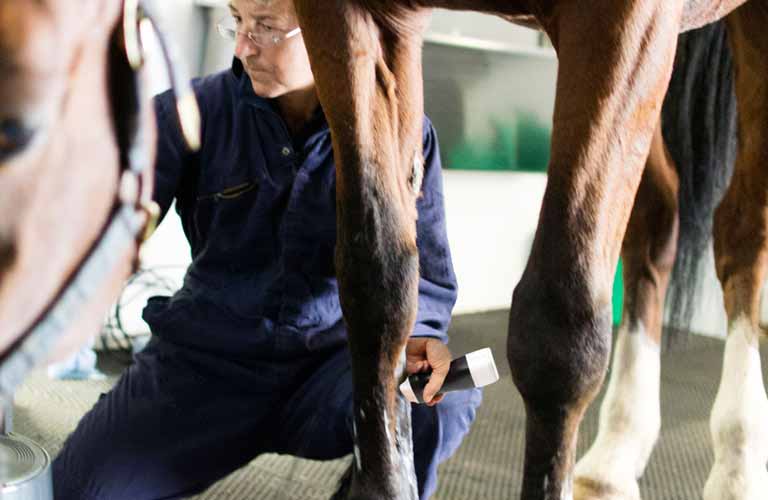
[53,1,481,498]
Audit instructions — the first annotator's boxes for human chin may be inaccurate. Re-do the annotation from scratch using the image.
[248,77,281,99]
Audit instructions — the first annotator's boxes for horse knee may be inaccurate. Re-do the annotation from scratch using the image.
[507,274,612,410]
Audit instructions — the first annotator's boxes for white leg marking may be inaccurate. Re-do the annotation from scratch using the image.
[575,321,660,497]
[561,470,574,500]
[703,317,768,500]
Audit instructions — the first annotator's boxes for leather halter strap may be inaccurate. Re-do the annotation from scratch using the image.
[0,0,200,401]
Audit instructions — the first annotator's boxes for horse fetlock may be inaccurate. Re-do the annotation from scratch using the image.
[575,423,658,492]
[708,412,768,484]
[347,466,418,500]
[609,412,659,477]
[344,368,418,500]
[710,408,768,455]
[703,462,768,500]
[705,319,768,500]
[345,445,419,500]
[579,323,661,481]
[576,399,660,481]
[573,476,641,500]
[576,409,656,498]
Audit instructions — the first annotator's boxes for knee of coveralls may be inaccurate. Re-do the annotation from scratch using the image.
[53,337,290,500]
[51,339,216,500]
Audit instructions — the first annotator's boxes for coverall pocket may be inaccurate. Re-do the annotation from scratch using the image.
[190,179,261,289]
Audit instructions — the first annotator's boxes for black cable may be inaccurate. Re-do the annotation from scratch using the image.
[98,265,185,358]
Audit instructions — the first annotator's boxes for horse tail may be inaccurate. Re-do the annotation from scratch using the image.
[661,19,737,344]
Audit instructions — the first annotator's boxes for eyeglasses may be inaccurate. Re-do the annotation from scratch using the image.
[216,15,301,48]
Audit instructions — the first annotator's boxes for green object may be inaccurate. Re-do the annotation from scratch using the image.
[447,119,518,171]
[492,119,518,169]
[612,258,624,326]
[448,140,500,170]
[445,113,551,172]
[516,113,550,172]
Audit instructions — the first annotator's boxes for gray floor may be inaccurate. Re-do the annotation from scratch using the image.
[12,310,767,499]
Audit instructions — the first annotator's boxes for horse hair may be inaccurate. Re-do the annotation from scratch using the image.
[661,19,737,345]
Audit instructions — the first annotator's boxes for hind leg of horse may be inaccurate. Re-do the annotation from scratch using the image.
[704,5,768,500]
[574,122,679,500]
[293,3,429,499]
[506,3,684,499]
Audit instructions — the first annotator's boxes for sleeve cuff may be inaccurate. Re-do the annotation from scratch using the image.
[410,324,449,344]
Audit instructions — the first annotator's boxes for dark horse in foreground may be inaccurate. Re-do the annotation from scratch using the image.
[2,1,767,500]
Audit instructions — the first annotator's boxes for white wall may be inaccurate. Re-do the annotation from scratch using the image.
[444,172,543,313]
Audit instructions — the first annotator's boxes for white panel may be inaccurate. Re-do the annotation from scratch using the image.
[443,171,545,313]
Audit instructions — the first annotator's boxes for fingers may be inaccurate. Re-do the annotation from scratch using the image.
[406,359,429,374]
[422,369,446,403]
[426,393,444,407]
[422,340,451,403]
[406,338,429,374]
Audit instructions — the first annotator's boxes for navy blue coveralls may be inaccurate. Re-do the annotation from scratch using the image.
[53,60,482,500]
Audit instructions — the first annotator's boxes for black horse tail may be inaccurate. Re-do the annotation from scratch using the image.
[661,19,737,344]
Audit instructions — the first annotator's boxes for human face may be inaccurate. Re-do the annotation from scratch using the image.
[228,0,314,99]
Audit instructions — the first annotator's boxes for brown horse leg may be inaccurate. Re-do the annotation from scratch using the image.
[705,4,768,499]
[293,2,430,499]
[506,3,684,499]
[574,122,679,500]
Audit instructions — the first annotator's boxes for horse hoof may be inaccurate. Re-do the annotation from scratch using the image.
[573,476,641,500]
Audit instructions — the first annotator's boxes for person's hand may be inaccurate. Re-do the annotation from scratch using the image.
[406,337,452,406]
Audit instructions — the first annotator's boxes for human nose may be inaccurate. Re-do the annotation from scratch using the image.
[234,32,259,59]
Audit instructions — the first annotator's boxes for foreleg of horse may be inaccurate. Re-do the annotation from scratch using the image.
[574,122,679,500]
[293,2,428,499]
[506,3,683,499]
[705,5,768,500]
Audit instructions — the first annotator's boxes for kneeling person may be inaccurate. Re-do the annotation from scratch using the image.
[53,1,482,498]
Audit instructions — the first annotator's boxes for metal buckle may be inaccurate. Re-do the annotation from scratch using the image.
[123,0,143,70]
[118,169,158,243]
[140,200,161,243]
[123,0,201,151]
